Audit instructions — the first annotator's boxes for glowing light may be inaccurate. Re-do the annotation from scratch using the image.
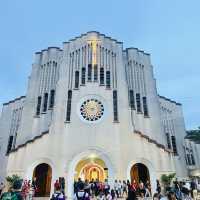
[87,36,100,66]
[92,40,97,65]
[89,153,97,159]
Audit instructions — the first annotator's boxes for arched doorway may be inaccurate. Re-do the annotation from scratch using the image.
[67,149,116,199]
[130,163,150,184]
[74,157,108,182]
[33,163,52,197]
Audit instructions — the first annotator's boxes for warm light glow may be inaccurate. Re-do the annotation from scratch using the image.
[89,153,97,159]
[87,37,100,66]
[92,40,97,65]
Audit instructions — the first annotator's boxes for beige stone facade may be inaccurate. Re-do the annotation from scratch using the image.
[0,31,194,197]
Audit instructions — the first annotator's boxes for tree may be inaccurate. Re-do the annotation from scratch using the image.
[6,174,22,188]
[161,173,176,190]
[186,126,200,143]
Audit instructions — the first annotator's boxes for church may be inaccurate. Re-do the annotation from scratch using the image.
[0,31,193,197]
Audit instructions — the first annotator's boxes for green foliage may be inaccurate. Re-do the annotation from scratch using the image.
[186,127,200,143]
[161,173,176,186]
[6,174,22,187]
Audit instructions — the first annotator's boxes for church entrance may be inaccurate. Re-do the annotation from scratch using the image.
[74,155,108,182]
[130,163,150,184]
[33,163,52,197]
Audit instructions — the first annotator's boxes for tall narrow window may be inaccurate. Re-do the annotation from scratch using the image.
[49,90,55,109]
[129,90,135,109]
[36,96,42,115]
[81,67,86,85]
[185,155,188,165]
[75,71,79,89]
[191,154,195,165]
[143,97,149,116]
[66,90,72,122]
[106,71,111,88]
[113,90,119,122]
[6,135,13,154]
[187,154,191,165]
[171,135,178,155]
[100,67,104,85]
[166,133,171,149]
[88,64,92,81]
[43,93,48,112]
[136,93,141,112]
[94,64,98,81]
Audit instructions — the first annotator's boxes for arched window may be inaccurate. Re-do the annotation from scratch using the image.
[100,67,104,85]
[49,90,55,109]
[36,96,42,115]
[136,93,141,113]
[191,154,196,165]
[106,71,111,88]
[88,64,92,81]
[43,93,48,112]
[171,135,178,155]
[81,67,86,85]
[75,71,79,89]
[166,133,171,149]
[143,97,149,116]
[113,90,118,122]
[66,90,72,122]
[129,90,135,109]
[6,135,13,154]
[94,64,98,81]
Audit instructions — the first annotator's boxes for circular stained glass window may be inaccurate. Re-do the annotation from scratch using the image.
[80,99,104,121]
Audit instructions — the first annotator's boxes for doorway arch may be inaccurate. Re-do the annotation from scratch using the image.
[66,148,116,198]
[130,163,150,184]
[33,163,52,197]
[75,158,107,182]
[127,158,157,193]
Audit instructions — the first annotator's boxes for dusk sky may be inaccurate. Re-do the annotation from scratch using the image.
[0,0,199,130]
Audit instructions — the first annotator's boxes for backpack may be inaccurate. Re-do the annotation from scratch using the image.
[76,192,87,200]
[1,192,18,200]
[51,192,64,200]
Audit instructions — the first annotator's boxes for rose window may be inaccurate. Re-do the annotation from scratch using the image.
[80,99,104,121]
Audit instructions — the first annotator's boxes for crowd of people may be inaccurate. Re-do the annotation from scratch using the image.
[73,178,151,200]
[154,179,199,200]
[0,177,200,200]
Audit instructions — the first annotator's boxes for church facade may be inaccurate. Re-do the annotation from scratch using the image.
[0,31,195,197]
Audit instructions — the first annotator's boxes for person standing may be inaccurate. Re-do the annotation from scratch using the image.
[156,180,161,195]
[127,181,137,200]
[54,180,60,192]
[191,179,197,200]
[114,180,119,198]
[84,180,91,196]
[104,179,110,196]
[118,180,122,198]
[122,180,127,197]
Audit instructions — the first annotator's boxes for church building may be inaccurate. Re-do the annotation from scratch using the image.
[0,31,192,197]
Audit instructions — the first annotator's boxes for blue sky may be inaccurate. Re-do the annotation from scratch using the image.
[0,0,199,130]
